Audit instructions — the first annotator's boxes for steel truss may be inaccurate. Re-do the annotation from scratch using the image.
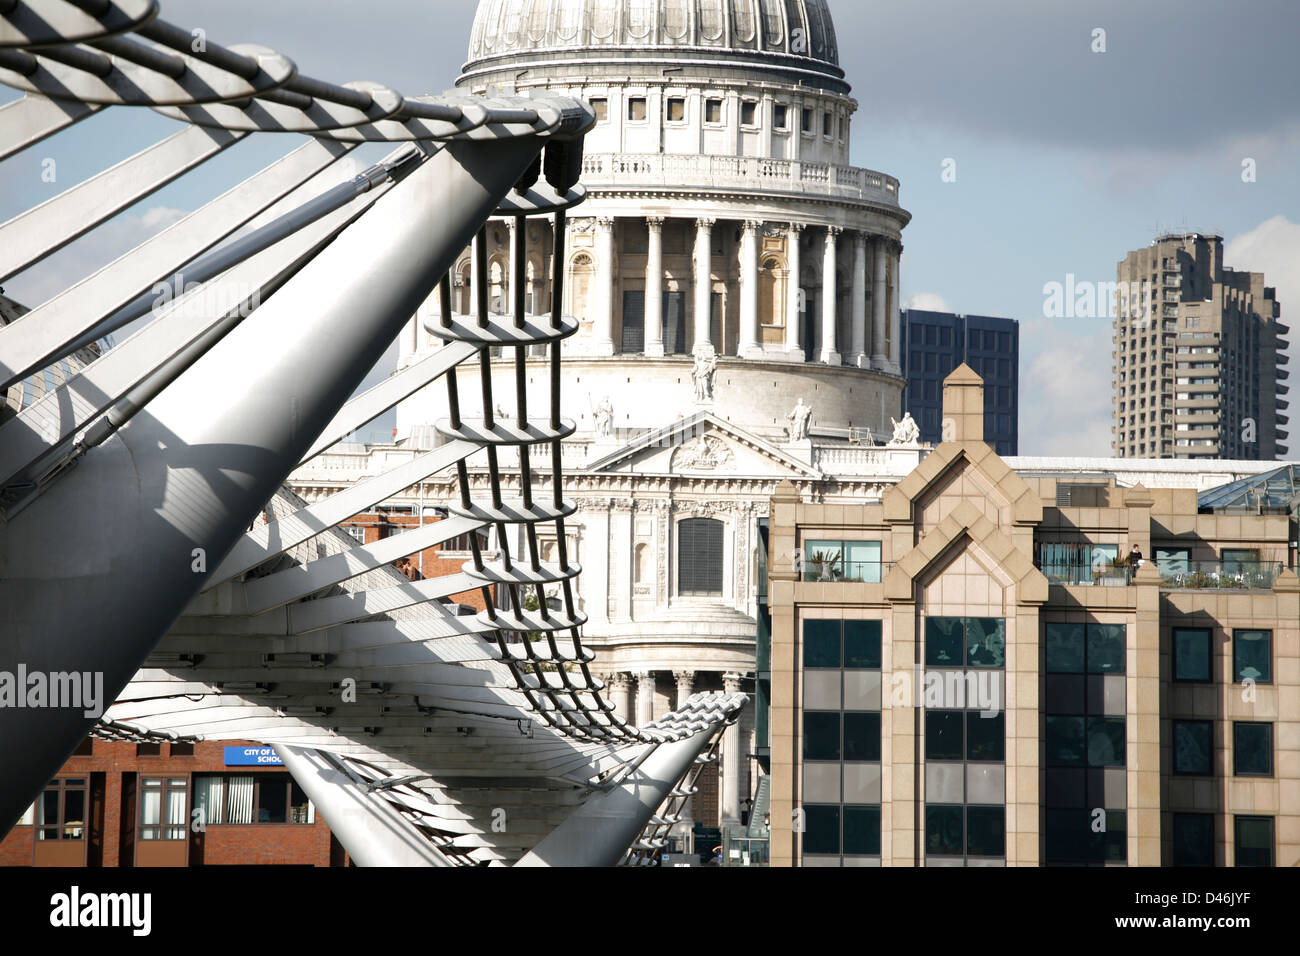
[0,0,744,865]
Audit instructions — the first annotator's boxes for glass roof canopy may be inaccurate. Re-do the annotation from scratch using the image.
[1198,464,1300,513]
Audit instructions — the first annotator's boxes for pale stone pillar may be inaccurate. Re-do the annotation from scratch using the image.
[506,217,518,314]
[738,220,761,357]
[784,222,803,360]
[674,669,695,704]
[635,670,655,727]
[593,216,616,355]
[722,671,744,824]
[851,231,868,367]
[611,505,633,620]
[470,230,484,320]
[609,673,631,721]
[871,237,887,370]
[674,670,697,832]
[888,241,901,373]
[820,227,840,365]
[645,216,665,357]
[583,503,610,627]
[693,217,716,354]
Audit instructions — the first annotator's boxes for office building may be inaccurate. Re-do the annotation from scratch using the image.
[764,365,1298,866]
[901,309,1019,454]
[1113,233,1288,460]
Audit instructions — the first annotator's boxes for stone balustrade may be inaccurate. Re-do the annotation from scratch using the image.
[579,152,900,206]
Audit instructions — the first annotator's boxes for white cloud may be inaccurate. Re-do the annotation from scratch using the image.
[1018,324,1114,457]
[906,292,953,313]
[1225,215,1300,319]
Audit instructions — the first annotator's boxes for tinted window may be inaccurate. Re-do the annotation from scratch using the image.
[1045,622,1085,674]
[925,710,963,761]
[803,619,840,668]
[803,712,841,761]
[1233,722,1272,776]
[966,807,1005,857]
[1234,816,1273,867]
[1086,624,1126,673]
[843,805,880,855]
[1233,630,1271,683]
[1046,716,1086,766]
[967,712,1005,761]
[925,805,963,856]
[925,617,963,666]
[1172,813,1214,866]
[844,620,881,668]
[803,805,839,855]
[844,712,881,762]
[1173,720,1213,775]
[1173,628,1212,682]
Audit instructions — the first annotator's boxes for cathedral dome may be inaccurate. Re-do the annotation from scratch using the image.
[463,0,844,88]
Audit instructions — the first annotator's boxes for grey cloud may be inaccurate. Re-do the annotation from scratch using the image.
[833,0,1300,153]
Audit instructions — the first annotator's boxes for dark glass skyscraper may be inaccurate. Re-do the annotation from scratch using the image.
[900,310,1019,454]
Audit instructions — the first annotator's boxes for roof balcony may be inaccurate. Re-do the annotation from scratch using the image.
[579,152,901,207]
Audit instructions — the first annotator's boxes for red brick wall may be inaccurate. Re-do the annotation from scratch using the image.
[0,823,33,866]
[201,824,332,865]
[0,739,339,867]
[342,511,492,610]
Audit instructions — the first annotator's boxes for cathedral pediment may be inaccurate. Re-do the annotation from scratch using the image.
[584,412,821,479]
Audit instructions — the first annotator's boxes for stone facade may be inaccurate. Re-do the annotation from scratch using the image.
[768,365,1299,866]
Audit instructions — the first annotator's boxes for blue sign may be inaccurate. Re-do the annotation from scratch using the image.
[224,746,283,766]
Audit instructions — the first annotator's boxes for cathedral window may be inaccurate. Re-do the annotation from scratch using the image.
[678,518,724,596]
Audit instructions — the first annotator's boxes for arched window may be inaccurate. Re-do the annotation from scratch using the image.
[759,256,782,327]
[634,542,649,584]
[456,262,471,316]
[526,259,540,315]
[489,258,507,315]
[568,253,594,323]
[677,518,723,596]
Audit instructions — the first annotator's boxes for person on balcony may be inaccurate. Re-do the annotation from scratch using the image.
[1128,544,1144,577]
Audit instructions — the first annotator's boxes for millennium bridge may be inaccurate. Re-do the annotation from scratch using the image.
[0,0,743,865]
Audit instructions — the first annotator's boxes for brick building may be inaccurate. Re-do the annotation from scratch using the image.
[0,732,346,867]
[337,506,491,611]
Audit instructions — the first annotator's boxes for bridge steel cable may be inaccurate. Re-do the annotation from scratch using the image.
[0,0,745,865]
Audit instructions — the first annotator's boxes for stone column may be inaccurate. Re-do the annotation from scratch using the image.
[820,227,840,365]
[738,220,761,357]
[611,504,633,620]
[635,670,655,727]
[784,222,803,360]
[593,216,616,355]
[582,500,611,627]
[888,241,902,374]
[871,237,887,370]
[722,671,744,824]
[851,231,868,367]
[674,670,697,833]
[470,230,484,320]
[644,216,665,357]
[674,669,695,704]
[609,673,631,722]
[506,217,518,314]
[693,217,716,355]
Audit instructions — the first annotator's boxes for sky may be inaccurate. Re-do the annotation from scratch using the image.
[2,0,1297,455]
